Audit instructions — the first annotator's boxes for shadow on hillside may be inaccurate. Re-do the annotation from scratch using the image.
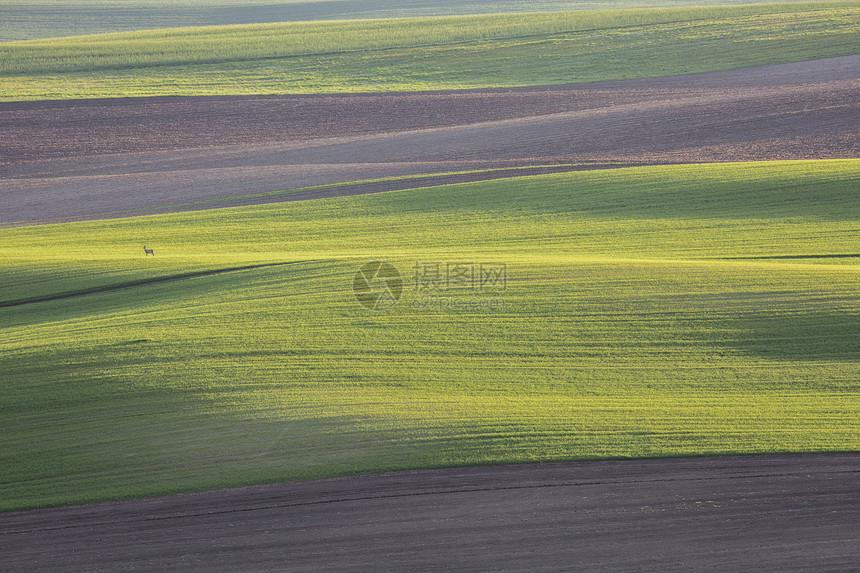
[0,261,304,308]
[724,311,860,363]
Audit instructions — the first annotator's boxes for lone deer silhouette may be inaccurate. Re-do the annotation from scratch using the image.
[143,245,154,256]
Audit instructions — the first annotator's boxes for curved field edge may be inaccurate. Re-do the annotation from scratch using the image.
[57,164,616,221]
[2,2,859,100]
[1,160,858,511]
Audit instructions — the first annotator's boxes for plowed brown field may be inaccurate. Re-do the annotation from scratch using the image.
[2,55,858,224]
[1,454,857,571]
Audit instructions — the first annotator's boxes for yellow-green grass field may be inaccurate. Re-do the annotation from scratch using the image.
[1,160,858,511]
[1,0,822,42]
[2,2,858,100]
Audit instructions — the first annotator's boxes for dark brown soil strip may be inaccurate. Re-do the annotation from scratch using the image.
[1,454,857,572]
[1,55,857,225]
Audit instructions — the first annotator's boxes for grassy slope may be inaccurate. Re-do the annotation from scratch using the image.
[0,0,824,41]
[1,160,858,511]
[1,3,858,100]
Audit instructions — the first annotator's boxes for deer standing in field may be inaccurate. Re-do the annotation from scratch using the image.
[143,245,154,256]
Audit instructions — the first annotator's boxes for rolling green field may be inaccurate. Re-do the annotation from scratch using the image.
[2,2,858,100]
[0,0,827,41]
[1,160,858,511]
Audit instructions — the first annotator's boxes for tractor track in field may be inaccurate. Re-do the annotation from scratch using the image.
[1,54,858,225]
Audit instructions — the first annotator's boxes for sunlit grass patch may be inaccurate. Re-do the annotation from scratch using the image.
[2,2,858,100]
[1,160,858,511]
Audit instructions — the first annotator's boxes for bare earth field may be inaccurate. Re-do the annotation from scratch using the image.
[1,454,857,571]
[1,55,858,224]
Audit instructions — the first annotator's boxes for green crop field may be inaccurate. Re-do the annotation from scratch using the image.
[0,0,825,41]
[1,2,858,100]
[1,160,858,511]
